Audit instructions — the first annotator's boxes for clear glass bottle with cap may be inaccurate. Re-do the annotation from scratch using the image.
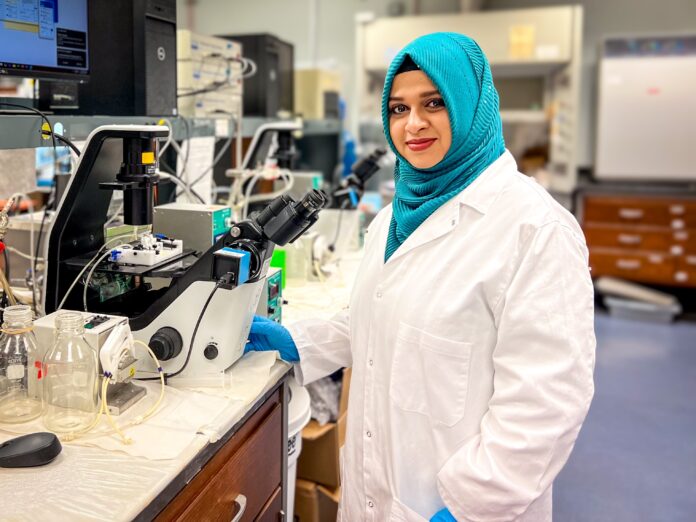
[42,311,99,433]
[0,305,43,423]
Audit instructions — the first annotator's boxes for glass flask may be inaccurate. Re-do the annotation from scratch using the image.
[42,311,99,433]
[0,305,42,423]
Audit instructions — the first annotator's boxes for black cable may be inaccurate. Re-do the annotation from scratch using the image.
[139,282,221,382]
[328,199,350,253]
[41,130,81,156]
[177,81,229,98]
[0,103,57,155]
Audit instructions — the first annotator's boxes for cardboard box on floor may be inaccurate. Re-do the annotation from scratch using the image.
[295,479,341,522]
[297,368,351,489]
[295,368,351,521]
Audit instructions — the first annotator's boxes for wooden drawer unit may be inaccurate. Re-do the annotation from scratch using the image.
[583,193,696,287]
[155,388,284,522]
[584,196,696,229]
[589,249,676,284]
[584,225,696,255]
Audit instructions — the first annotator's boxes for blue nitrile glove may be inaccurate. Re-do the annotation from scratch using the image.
[245,315,300,362]
[430,508,457,522]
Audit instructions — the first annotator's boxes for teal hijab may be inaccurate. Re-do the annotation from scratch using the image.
[382,32,505,261]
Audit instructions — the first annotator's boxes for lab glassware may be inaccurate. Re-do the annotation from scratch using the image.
[42,312,99,433]
[0,305,42,423]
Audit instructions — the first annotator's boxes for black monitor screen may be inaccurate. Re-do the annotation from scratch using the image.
[0,0,88,80]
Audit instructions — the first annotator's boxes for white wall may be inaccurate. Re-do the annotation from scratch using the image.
[486,0,696,168]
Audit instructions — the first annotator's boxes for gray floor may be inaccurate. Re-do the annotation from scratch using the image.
[554,312,696,521]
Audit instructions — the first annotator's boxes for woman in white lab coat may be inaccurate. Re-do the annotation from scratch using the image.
[247,32,596,522]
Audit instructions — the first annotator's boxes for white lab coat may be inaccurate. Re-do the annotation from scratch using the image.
[289,151,596,522]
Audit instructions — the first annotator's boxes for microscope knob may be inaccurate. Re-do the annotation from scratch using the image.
[149,327,183,361]
[204,344,219,360]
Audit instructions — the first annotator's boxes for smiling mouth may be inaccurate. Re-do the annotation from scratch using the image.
[406,138,436,152]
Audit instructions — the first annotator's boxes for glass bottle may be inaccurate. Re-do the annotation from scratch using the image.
[42,311,99,434]
[0,305,42,423]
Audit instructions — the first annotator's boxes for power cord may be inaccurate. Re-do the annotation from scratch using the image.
[140,280,224,382]
[40,130,81,156]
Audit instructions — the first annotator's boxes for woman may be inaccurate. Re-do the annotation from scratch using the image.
[248,32,596,522]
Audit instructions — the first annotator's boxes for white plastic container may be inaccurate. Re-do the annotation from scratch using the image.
[287,376,311,521]
[605,296,682,323]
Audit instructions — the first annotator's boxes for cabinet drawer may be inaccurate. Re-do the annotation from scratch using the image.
[179,403,282,521]
[584,196,696,228]
[584,225,669,251]
[584,225,696,254]
[589,249,675,284]
[256,487,282,522]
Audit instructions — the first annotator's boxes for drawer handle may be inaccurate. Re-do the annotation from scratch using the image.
[616,259,641,270]
[231,494,247,522]
[617,234,642,245]
[618,208,644,220]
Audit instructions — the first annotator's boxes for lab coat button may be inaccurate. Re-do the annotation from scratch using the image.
[368,501,374,508]
[369,359,373,366]
[366,431,372,438]
[376,292,382,298]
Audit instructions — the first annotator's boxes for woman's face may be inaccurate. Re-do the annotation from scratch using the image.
[388,70,452,170]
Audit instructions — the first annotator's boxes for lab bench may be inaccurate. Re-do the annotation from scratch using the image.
[0,362,291,522]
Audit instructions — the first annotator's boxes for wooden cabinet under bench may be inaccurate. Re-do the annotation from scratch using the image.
[582,194,696,287]
[134,374,290,522]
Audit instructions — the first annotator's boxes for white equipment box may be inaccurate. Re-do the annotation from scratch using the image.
[595,35,696,181]
[177,30,243,119]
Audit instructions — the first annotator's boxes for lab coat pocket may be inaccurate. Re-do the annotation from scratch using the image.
[389,498,428,522]
[390,321,472,427]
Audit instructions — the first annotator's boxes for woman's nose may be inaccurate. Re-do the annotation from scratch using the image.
[405,108,428,134]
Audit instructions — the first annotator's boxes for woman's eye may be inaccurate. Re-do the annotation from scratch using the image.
[389,104,408,115]
[426,98,445,109]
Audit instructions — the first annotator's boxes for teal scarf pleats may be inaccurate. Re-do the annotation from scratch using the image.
[382,32,505,261]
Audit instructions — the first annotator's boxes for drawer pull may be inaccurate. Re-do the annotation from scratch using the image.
[675,271,689,283]
[616,259,641,270]
[686,256,696,266]
[618,208,644,220]
[231,494,247,522]
[670,204,685,215]
[617,234,642,245]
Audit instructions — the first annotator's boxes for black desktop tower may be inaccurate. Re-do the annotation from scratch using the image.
[218,33,294,118]
[55,0,178,116]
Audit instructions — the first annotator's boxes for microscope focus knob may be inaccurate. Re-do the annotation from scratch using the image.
[149,327,183,361]
[204,344,219,360]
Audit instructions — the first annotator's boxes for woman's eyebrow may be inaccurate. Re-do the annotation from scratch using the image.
[420,90,440,98]
[388,96,403,102]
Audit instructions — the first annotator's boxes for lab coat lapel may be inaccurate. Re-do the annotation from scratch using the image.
[385,199,461,264]
[383,151,515,265]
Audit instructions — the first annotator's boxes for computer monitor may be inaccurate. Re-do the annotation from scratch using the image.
[0,0,89,81]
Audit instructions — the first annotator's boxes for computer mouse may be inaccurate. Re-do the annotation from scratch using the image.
[0,432,62,468]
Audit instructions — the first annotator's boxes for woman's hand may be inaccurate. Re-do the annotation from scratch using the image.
[244,315,300,362]
[430,507,457,521]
